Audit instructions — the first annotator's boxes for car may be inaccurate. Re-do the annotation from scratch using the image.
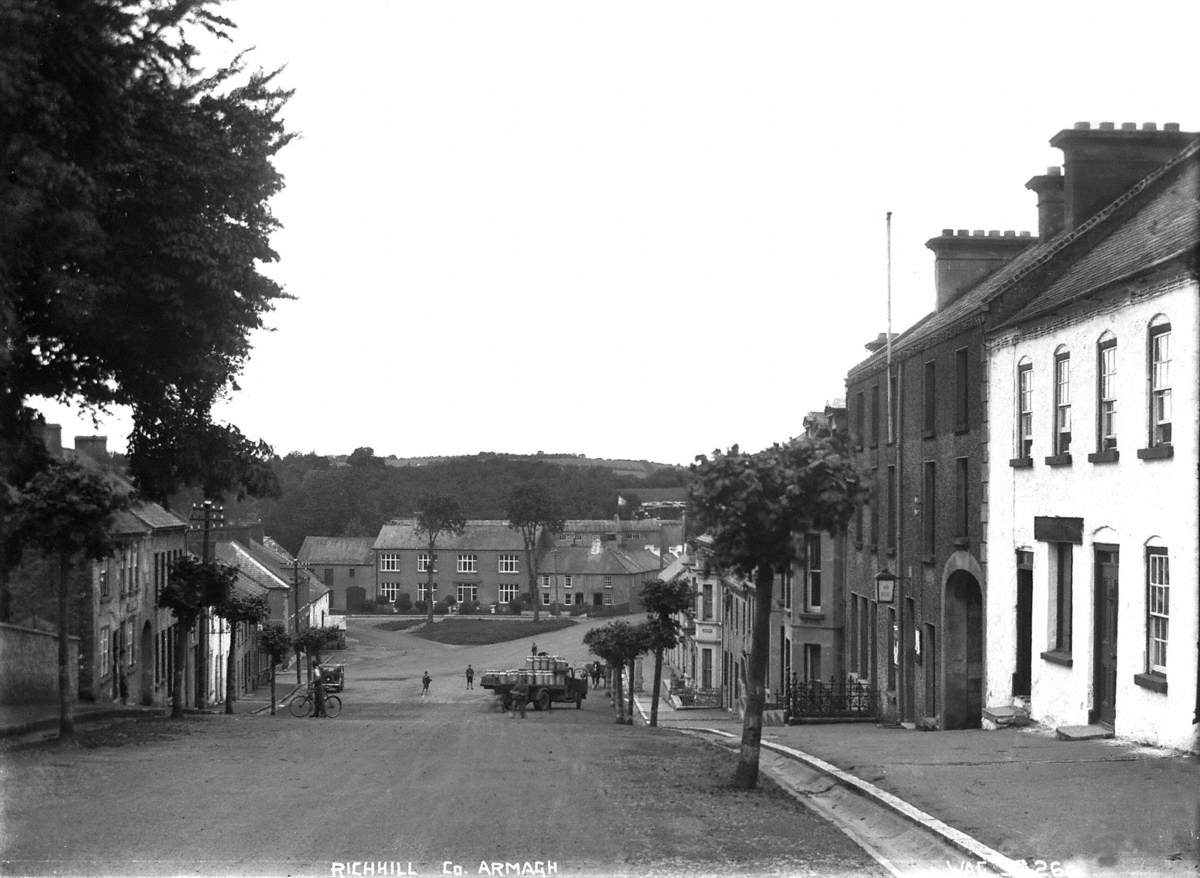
[318,663,344,692]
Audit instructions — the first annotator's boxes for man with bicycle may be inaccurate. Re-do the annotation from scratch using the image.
[312,662,329,718]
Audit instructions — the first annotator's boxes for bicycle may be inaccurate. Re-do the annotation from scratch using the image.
[288,684,341,718]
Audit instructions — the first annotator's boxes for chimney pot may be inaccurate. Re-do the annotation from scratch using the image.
[74,436,109,465]
[1020,231,1032,237]
[1142,122,1157,131]
[987,230,1000,237]
[1165,122,1180,131]
[1003,230,1016,237]
[956,229,969,236]
[1074,121,1091,130]
[941,228,954,236]
[972,229,985,236]
[1121,122,1137,131]
[1098,121,1115,130]
[1047,166,1062,176]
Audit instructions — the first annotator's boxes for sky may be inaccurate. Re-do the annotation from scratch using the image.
[32,0,1200,467]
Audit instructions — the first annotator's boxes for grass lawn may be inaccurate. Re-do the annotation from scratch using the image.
[412,617,577,645]
[373,619,425,632]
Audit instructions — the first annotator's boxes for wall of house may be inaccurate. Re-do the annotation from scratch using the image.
[376,548,527,609]
[986,277,1200,751]
[0,623,79,704]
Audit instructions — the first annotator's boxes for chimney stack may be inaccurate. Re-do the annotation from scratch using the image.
[33,421,63,458]
[1026,166,1065,240]
[1050,121,1195,230]
[925,230,1034,310]
[74,435,109,466]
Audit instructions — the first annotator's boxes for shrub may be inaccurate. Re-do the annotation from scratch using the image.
[414,599,427,615]
[395,594,413,614]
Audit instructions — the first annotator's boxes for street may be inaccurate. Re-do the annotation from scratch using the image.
[0,616,881,878]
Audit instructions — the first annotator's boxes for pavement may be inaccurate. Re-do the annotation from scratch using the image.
[4,674,1199,877]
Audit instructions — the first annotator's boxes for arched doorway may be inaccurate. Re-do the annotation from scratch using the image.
[140,621,154,706]
[944,568,984,729]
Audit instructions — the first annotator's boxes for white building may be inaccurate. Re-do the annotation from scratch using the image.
[985,126,1199,752]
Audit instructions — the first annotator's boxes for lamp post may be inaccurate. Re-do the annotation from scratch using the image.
[875,567,911,724]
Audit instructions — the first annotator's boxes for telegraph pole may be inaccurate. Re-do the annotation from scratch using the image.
[282,557,306,686]
[189,500,223,709]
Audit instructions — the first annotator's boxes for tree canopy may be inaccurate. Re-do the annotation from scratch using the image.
[1,0,292,506]
[506,482,564,622]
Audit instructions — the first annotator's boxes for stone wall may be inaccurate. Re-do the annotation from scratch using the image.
[0,622,79,704]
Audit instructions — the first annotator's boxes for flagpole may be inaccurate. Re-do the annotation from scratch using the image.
[886,211,894,444]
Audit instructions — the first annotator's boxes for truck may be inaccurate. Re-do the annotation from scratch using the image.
[480,654,588,711]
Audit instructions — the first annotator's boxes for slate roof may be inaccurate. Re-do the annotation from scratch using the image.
[539,545,665,576]
[215,541,287,598]
[64,448,187,535]
[1000,139,1200,327]
[242,539,328,599]
[298,536,376,566]
[373,520,526,552]
[848,135,1200,380]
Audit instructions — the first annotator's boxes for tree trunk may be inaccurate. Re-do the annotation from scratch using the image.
[56,557,75,742]
[224,621,237,714]
[650,647,664,727]
[172,617,187,719]
[269,659,277,715]
[626,659,636,723]
[425,538,435,624]
[525,544,540,622]
[733,565,775,789]
[613,665,626,723]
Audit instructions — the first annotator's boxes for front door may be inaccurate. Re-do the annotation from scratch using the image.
[1013,569,1033,697]
[1093,547,1119,726]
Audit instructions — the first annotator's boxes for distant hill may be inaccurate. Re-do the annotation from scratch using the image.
[337,451,682,479]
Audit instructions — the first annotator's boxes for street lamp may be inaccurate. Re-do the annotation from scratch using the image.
[874,567,901,604]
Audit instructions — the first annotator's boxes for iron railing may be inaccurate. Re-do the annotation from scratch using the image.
[785,675,879,722]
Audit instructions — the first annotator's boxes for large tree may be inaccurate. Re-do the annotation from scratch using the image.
[1,0,290,516]
[158,554,236,719]
[505,482,564,622]
[583,620,649,725]
[640,576,695,727]
[257,623,291,715]
[14,459,127,742]
[689,434,863,789]
[414,494,466,624]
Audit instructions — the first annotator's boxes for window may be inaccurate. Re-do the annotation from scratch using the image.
[701,583,713,621]
[542,591,552,606]
[855,500,865,548]
[348,567,356,579]
[955,347,969,429]
[782,567,792,612]
[323,568,334,586]
[1051,543,1072,653]
[922,461,936,556]
[1097,333,1117,451]
[870,468,879,549]
[887,607,897,690]
[603,575,613,590]
[870,385,880,447]
[457,554,477,574]
[1053,347,1071,455]
[498,583,519,604]
[498,554,519,574]
[379,582,399,602]
[805,534,822,612]
[100,625,111,674]
[701,649,713,689]
[888,371,898,443]
[379,552,401,572]
[125,622,134,666]
[886,465,897,551]
[602,591,614,607]
[923,360,937,435]
[955,457,968,540]
[417,582,438,602]
[563,575,573,589]
[1149,317,1171,446]
[456,583,478,605]
[539,575,552,589]
[417,553,437,573]
[855,391,865,449]
[99,564,109,599]
[1146,548,1169,675]
[1017,359,1033,459]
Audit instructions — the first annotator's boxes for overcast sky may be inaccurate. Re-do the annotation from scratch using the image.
[33,0,1200,466]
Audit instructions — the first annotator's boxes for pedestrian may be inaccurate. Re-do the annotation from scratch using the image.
[511,677,528,719]
[465,664,474,690]
[421,671,432,697]
[531,642,537,656]
[312,662,328,718]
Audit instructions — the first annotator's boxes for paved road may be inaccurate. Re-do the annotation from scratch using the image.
[0,616,882,878]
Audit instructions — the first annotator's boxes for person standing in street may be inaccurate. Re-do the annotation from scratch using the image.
[465,665,474,689]
[511,677,527,718]
[312,663,328,718]
[421,671,432,697]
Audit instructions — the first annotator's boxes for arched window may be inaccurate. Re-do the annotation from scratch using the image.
[1097,331,1117,452]
[1148,315,1171,447]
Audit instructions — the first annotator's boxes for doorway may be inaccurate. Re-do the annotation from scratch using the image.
[1093,546,1119,726]
[944,570,983,729]
[1013,567,1033,697]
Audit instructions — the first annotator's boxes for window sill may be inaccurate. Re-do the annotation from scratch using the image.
[1137,445,1173,461]
[952,537,970,549]
[1088,450,1120,464]
[954,424,969,435]
[798,612,825,623]
[1133,672,1167,694]
[922,430,936,440]
[1044,453,1072,467]
[921,555,935,565]
[1009,457,1033,469]
[1040,650,1073,668]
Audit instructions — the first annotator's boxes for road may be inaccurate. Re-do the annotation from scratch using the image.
[0,615,883,878]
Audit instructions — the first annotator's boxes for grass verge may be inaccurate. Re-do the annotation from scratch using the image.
[412,617,577,645]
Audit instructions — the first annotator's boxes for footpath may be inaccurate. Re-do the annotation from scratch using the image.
[628,687,1200,877]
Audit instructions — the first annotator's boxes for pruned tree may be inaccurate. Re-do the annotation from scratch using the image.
[505,482,564,622]
[15,459,127,742]
[213,591,268,714]
[414,494,466,624]
[640,576,695,726]
[583,620,649,725]
[1,0,292,525]
[291,626,330,681]
[689,434,863,788]
[257,624,292,715]
[159,555,237,719]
